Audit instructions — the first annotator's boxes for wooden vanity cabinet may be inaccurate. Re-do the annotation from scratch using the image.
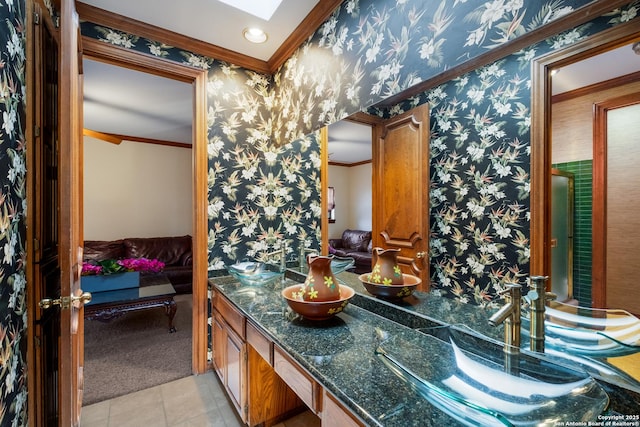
[212,296,247,422]
[213,289,364,426]
[213,291,305,426]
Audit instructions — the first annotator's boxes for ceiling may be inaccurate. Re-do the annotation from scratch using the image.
[81,2,640,164]
[79,0,320,62]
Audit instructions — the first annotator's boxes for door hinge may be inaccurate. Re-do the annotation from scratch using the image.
[34,126,40,137]
[34,12,40,25]
[34,336,41,347]
[33,238,39,251]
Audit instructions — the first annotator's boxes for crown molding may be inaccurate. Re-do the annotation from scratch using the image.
[267,0,343,73]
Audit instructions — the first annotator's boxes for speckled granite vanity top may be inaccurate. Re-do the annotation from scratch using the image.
[210,273,640,426]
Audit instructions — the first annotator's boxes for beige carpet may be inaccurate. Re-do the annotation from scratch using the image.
[82,293,192,405]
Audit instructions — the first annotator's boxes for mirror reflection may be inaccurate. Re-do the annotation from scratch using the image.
[550,41,640,313]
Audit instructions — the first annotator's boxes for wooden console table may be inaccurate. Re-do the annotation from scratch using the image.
[84,274,178,333]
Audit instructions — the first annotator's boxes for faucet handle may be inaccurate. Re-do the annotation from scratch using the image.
[545,291,557,302]
[497,283,522,300]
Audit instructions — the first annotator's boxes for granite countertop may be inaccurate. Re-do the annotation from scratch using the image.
[209,273,636,426]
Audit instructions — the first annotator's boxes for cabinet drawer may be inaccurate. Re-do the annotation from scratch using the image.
[274,346,319,413]
[247,322,272,365]
[214,293,245,339]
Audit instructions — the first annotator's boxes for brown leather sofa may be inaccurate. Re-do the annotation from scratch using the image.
[83,235,193,294]
[329,229,373,274]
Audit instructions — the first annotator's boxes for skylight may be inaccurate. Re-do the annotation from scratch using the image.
[218,0,283,21]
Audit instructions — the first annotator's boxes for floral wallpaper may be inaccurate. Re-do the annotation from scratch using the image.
[77,0,639,304]
[0,0,28,425]
[270,0,627,145]
[366,3,639,306]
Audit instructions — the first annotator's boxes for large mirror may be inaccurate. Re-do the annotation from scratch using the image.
[532,20,640,383]
[319,106,431,290]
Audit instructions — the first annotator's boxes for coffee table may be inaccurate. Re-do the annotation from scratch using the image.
[84,273,178,332]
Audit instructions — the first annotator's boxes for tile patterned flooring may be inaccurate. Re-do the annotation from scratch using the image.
[80,372,320,427]
[80,372,243,427]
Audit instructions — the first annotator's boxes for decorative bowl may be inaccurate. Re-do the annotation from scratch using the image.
[359,273,421,299]
[226,261,284,287]
[282,284,355,320]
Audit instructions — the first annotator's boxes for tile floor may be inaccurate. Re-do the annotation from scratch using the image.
[80,372,243,427]
[80,372,320,427]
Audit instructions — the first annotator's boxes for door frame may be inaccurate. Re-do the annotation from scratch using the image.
[530,19,640,289]
[80,38,210,374]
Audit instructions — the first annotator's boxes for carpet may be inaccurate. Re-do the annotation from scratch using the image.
[82,293,193,405]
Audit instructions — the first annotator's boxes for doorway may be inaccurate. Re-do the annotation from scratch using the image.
[80,38,210,381]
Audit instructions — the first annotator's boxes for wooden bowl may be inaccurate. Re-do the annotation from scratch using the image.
[358,273,421,299]
[282,284,355,320]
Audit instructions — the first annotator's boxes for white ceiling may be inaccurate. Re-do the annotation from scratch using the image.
[81,3,640,164]
[79,0,320,61]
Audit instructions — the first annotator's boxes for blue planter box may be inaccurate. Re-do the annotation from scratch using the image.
[81,271,140,293]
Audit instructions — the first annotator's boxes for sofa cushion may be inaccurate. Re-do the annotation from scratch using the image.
[123,235,192,267]
[341,229,372,252]
[83,240,126,262]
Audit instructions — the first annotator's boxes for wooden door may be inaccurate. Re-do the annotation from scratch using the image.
[373,104,430,290]
[593,94,640,314]
[30,1,86,425]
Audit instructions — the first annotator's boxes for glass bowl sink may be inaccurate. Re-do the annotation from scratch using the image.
[226,261,284,286]
[330,256,355,274]
[521,301,640,357]
[375,326,609,426]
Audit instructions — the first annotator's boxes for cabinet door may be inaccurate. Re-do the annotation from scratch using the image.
[226,323,247,421]
[212,312,226,384]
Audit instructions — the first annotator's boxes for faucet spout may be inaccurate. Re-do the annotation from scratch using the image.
[266,241,288,272]
[489,283,522,355]
[488,301,516,326]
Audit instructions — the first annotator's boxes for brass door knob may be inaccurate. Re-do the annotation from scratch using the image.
[416,251,426,259]
[72,291,92,307]
[39,292,92,310]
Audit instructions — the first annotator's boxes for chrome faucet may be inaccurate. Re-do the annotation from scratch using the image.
[489,283,522,355]
[266,241,288,272]
[526,275,556,353]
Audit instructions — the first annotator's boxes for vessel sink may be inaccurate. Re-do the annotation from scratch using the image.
[375,326,609,427]
[521,301,640,358]
[226,261,284,286]
[330,256,356,274]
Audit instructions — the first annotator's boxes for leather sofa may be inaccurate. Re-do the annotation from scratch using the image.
[329,229,373,274]
[83,235,193,294]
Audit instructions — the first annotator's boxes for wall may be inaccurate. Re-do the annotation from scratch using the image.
[78,1,640,303]
[328,163,372,239]
[0,0,27,425]
[83,137,193,240]
[552,80,640,163]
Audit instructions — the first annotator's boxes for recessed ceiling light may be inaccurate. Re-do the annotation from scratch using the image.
[218,0,283,21]
[243,28,268,44]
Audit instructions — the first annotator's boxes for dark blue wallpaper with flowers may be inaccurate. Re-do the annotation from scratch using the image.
[0,0,28,425]
[77,1,640,303]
